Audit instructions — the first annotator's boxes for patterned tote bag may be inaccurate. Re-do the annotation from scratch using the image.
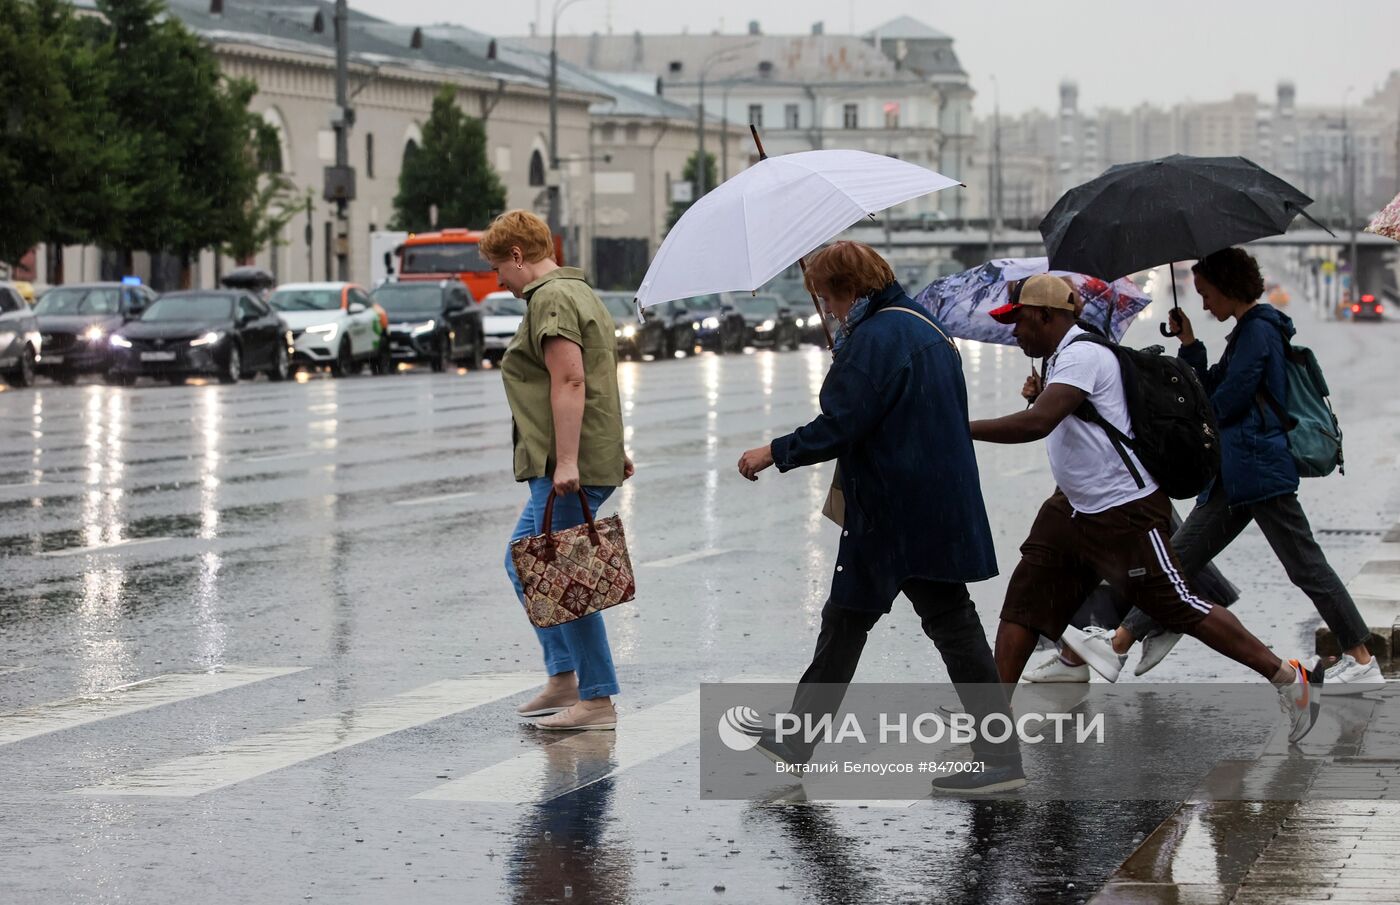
[510,490,637,628]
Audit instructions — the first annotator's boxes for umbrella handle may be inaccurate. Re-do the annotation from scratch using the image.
[1159,262,1183,337]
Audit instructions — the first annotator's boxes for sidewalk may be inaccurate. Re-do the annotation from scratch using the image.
[1316,519,1400,667]
[1091,521,1400,905]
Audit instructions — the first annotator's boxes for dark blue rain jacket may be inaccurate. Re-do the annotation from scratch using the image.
[769,281,998,613]
[1179,303,1299,506]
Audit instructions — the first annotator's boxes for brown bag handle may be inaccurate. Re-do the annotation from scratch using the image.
[541,489,602,549]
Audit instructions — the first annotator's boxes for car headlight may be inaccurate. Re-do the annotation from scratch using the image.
[410,319,436,336]
[757,319,776,332]
[189,331,224,347]
[620,325,636,339]
[109,334,133,348]
[807,315,823,328]
[304,322,339,341]
[702,317,720,330]
[84,325,105,343]
[691,321,701,330]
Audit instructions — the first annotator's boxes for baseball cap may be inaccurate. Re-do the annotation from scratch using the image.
[988,274,1078,324]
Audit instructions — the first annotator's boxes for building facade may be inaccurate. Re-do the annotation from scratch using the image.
[512,15,977,220]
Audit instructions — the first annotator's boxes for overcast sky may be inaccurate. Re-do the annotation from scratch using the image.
[352,0,1399,116]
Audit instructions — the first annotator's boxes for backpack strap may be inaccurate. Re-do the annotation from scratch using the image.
[1062,333,1147,490]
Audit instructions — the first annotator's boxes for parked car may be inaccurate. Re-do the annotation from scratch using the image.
[733,291,803,350]
[0,283,40,387]
[481,291,526,363]
[267,282,383,377]
[597,292,665,360]
[31,281,156,383]
[685,294,745,354]
[108,290,291,385]
[371,280,484,371]
[1351,293,1384,321]
[643,299,701,357]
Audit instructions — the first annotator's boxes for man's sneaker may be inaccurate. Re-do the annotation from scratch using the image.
[931,760,1027,795]
[1322,654,1386,695]
[1134,631,1184,676]
[1060,626,1123,683]
[1277,658,1323,744]
[1023,653,1090,683]
[754,732,810,773]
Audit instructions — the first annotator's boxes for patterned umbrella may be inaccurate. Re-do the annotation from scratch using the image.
[911,257,1151,346]
[1365,191,1400,242]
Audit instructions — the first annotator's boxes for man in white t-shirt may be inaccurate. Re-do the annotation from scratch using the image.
[969,275,1322,744]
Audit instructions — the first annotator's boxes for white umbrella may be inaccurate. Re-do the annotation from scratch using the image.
[634,148,961,312]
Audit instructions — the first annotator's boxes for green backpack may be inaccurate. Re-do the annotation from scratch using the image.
[1257,330,1344,478]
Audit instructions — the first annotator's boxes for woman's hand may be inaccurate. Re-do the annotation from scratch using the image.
[623,454,635,481]
[1170,309,1197,346]
[738,445,775,482]
[552,461,581,496]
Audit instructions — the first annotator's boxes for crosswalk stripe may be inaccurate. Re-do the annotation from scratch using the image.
[642,547,732,568]
[75,673,541,797]
[0,666,306,747]
[415,688,701,804]
[392,491,478,507]
[38,537,171,558]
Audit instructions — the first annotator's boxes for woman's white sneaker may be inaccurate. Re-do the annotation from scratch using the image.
[1023,654,1090,683]
[1322,654,1385,695]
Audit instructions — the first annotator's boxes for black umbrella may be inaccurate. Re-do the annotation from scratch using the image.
[1040,155,1331,336]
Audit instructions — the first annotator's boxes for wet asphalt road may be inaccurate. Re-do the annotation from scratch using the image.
[2,273,1398,904]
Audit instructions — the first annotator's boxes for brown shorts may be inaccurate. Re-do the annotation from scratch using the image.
[1000,489,1213,640]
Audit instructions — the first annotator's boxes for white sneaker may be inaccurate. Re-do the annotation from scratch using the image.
[1060,626,1123,683]
[1277,658,1322,744]
[1023,653,1090,683]
[1134,631,1184,676]
[1322,654,1386,695]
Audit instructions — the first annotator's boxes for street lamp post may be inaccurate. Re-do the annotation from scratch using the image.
[688,45,755,201]
[547,0,588,252]
[1343,88,1358,304]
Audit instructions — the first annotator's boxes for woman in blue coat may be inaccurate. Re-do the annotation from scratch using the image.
[1077,248,1381,692]
[736,241,1022,793]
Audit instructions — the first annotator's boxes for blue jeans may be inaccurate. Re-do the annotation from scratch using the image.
[505,478,620,699]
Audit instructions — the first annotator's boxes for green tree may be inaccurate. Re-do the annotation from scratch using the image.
[0,0,131,264]
[391,86,507,231]
[221,120,299,263]
[96,0,267,280]
[665,150,717,231]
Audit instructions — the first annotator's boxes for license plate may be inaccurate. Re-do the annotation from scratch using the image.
[141,351,177,362]
[43,354,63,364]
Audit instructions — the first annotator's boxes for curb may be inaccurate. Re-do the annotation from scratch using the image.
[1315,520,1400,667]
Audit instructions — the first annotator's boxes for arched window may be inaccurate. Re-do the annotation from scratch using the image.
[404,138,419,168]
[528,149,546,187]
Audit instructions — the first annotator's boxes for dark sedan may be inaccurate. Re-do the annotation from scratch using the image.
[371,280,484,371]
[734,292,803,350]
[686,294,746,354]
[1351,293,1384,321]
[33,281,156,383]
[598,292,664,360]
[108,291,291,385]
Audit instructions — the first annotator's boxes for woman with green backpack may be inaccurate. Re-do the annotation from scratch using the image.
[1064,248,1383,693]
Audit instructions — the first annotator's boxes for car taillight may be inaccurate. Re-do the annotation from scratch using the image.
[1376,304,1384,314]
[1352,304,1361,313]
[1361,294,1375,303]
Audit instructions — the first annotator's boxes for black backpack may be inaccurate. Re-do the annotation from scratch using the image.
[1066,334,1221,500]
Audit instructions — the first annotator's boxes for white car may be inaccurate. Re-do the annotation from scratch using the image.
[267,282,384,376]
[481,290,526,362]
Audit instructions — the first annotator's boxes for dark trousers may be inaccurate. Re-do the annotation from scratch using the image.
[1122,484,1372,650]
[790,579,1018,763]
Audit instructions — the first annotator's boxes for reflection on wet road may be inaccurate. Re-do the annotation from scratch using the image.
[2,303,1397,903]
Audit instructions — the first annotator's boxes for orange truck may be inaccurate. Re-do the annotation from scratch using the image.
[383,228,565,301]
